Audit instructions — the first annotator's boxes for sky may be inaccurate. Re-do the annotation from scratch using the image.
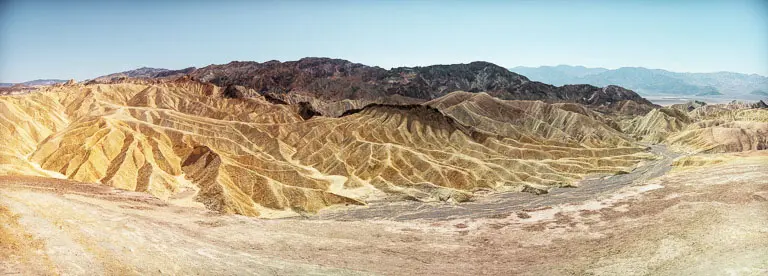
[0,0,766,83]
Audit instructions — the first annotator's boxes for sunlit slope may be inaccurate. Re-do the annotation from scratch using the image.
[622,103,768,153]
[667,108,768,153]
[425,92,636,147]
[621,108,691,143]
[0,81,654,217]
[282,102,651,200]
[0,92,69,177]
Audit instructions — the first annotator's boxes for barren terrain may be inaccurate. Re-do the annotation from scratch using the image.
[0,80,655,218]
[1,61,767,275]
[2,151,766,275]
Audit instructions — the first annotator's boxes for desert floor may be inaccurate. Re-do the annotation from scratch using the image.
[2,150,767,275]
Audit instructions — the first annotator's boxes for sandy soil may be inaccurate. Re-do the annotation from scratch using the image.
[1,151,767,275]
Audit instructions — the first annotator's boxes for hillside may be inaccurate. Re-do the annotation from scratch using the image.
[3,60,764,219]
[0,78,656,218]
[623,102,768,153]
[2,62,767,275]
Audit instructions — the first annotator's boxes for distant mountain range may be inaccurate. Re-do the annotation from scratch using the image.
[186,58,654,116]
[6,63,765,104]
[90,67,195,82]
[510,65,768,99]
[2,58,652,115]
[0,79,68,87]
[0,68,195,87]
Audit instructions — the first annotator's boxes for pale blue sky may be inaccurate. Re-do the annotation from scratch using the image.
[0,0,766,83]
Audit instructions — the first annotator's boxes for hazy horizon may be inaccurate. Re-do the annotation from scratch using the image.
[5,60,768,84]
[1,0,767,83]
[511,64,768,77]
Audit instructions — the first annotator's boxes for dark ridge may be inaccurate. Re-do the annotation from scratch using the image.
[222,85,248,98]
[91,67,197,82]
[182,145,219,168]
[262,93,289,105]
[753,100,768,109]
[298,102,322,120]
[85,75,199,86]
[659,107,693,124]
[339,103,424,117]
[339,103,496,143]
[154,67,196,78]
[186,57,656,111]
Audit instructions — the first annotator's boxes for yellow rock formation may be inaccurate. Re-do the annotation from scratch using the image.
[0,80,655,217]
[621,108,691,143]
[621,103,767,153]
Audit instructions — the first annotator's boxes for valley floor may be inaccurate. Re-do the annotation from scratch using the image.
[1,151,767,275]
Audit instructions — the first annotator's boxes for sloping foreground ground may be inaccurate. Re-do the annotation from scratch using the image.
[2,151,766,275]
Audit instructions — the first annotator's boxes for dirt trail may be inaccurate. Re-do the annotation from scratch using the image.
[314,145,679,220]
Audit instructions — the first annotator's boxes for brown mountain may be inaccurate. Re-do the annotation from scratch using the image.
[188,57,656,116]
